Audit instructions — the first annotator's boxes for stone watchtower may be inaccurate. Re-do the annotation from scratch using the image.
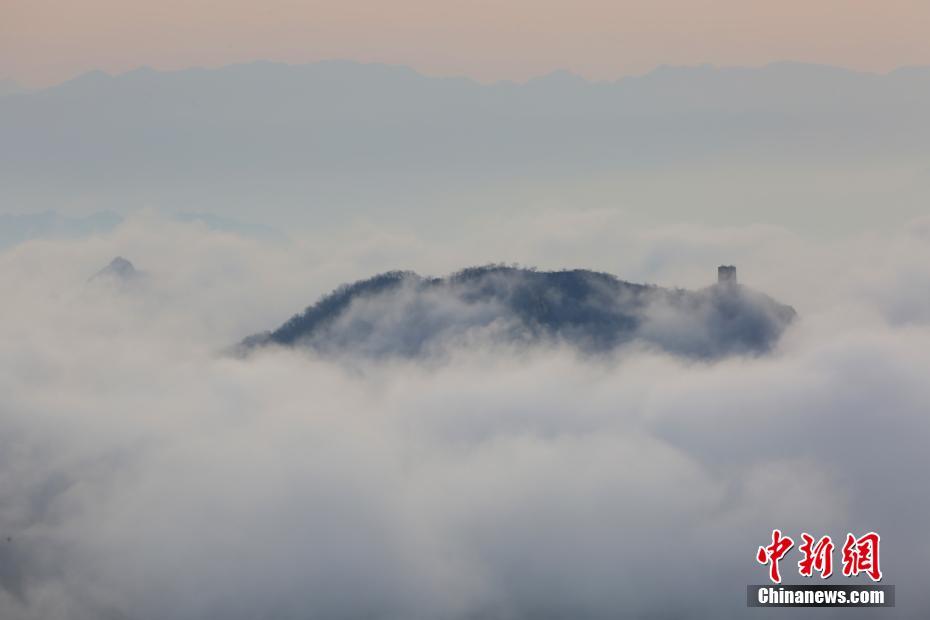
[717,265,737,285]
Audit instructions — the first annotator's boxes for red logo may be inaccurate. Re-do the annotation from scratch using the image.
[842,532,882,582]
[757,530,882,583]
[756,529,794,584]
[798,533,834,578]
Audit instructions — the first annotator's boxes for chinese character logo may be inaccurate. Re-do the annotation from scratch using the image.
[757,530,882,583]
[798,533,834,578]
[842,532,882,582]
[756,529,794,584]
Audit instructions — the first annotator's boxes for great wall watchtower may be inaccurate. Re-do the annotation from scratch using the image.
[718,265,737,285]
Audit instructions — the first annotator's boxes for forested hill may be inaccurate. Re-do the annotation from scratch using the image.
[241,266,796,359]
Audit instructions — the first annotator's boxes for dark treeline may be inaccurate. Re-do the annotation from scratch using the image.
[241,265,796,359]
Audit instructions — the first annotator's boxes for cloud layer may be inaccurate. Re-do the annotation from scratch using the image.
[1,212,929,619]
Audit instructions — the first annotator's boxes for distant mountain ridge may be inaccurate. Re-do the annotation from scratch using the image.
[0,211,283,251]
[0,211,121,250]
[88,256,143,286]
[241,265,796,359]
[4,60,930,223]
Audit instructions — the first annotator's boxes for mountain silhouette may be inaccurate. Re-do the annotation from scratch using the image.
[88,256,140,283]
[4,61,930,227]
[0,211,121,250]
[241,266,796,359]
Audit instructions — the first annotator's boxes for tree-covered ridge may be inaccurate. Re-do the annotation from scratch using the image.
[242,265,796,359]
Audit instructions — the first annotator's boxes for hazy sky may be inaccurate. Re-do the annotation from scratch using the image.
[4,0,930,88]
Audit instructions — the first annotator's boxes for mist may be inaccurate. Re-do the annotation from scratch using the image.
[0,211,928,618]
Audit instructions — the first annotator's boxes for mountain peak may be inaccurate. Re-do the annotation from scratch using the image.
[89,256,138,282]
[240,265,796,360]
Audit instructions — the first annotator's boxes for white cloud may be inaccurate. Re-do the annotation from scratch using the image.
[0,212,928,618]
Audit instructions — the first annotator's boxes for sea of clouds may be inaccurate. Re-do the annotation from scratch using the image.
[1,209,929,619]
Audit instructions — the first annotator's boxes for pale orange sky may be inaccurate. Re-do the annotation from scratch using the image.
[3,0,930,88]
